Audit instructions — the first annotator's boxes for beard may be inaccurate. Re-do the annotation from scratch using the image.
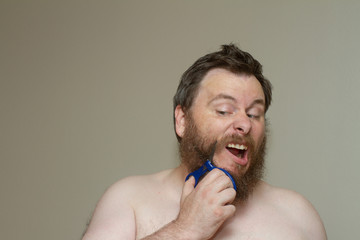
[179,114,267,202]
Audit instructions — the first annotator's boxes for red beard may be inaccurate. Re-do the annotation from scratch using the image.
[179,114,267,202]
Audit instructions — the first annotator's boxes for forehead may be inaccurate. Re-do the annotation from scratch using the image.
[196,68,265,103]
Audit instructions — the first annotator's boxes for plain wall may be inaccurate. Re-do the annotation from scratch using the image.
[1,1,359,239]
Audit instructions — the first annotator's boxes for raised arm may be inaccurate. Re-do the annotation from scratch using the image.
[83,169,236,240]
[142,170,236,240]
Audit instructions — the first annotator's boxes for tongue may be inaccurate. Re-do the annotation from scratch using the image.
[227,147,241,157]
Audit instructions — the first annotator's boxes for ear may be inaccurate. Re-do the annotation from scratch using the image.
[175,105,186,138]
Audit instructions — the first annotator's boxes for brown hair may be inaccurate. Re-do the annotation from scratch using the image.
[173,44,273,141]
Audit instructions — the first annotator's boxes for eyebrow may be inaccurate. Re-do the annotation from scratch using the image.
[208,93,265,108]
[208,94,237,105]
[248,99,265,109]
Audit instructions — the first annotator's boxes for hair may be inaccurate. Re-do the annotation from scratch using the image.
[173,44,273,141]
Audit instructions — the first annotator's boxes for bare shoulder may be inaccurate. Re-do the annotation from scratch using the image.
[107,169,174,198]
[83,169,174,240]
[260,182,321,219]
[259,181,327,239]
[94,168,175,214]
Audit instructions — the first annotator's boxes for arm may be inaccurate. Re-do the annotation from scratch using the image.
[82,181,136,240]
[83,169,235,240]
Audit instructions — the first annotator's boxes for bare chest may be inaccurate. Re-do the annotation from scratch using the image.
[134,200,306,240]
[134,195,180,239]
[211,209,307,240]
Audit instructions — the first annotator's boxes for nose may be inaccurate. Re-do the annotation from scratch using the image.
[233,112,251,135]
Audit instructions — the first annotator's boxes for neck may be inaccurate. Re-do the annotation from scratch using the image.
[164,164,189,196]
[175,163,189,182]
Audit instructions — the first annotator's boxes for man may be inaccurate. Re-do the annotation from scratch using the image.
[82,44,327,239]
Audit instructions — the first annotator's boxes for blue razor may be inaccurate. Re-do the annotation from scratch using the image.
[185,144,237,190]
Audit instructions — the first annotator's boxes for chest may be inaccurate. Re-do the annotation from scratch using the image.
[134,194,180,239]
[212,207,306,240]
[133,199,306,240]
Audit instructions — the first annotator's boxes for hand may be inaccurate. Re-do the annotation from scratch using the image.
[175,169,236,240]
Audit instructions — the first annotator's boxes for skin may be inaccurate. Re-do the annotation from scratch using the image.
[83,68,327,240]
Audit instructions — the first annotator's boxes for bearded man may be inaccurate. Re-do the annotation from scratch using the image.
[82,44,327,240]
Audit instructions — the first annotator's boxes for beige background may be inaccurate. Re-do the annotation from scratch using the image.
[1,1,359,239]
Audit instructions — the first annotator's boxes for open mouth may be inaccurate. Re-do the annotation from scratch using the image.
[226,143,248,159]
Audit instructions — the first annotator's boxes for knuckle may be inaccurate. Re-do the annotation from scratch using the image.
[213,168,225,176]
[208,197,215,205]
[220,175,231,184]
[229,188,236,196]
[201,188,210,198]
[227,189,236,201]
[227,205,236,216]
[213,207,224,218]
[230,205,236,214]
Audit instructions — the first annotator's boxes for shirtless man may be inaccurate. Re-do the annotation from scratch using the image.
[82,44,327,240]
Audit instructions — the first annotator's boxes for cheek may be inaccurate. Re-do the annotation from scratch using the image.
[195,122,226,145]
[253,124,266,143]
[205,120,230,137]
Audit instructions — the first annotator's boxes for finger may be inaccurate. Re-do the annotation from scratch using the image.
[217,187,236,205]
[181,176,195,203]
[200,169,234,193]
[212,204,236,222]
[199,168,226,187]
[211,175,234,193]
[222,204,236,219]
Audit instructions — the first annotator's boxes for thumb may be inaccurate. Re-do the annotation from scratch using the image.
[181,176,195,203]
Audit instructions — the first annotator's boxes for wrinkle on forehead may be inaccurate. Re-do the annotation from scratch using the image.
[198,68,265,105]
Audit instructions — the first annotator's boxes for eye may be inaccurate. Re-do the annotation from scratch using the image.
[214,103,236,116]
[247,114,259,119]
[217,110,230,116]
[247,108,263,119]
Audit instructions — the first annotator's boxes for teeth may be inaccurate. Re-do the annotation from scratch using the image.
[227,143,247,150]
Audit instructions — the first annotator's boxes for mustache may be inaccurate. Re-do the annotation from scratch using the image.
[216,134,255,152]
[193,133,256,166]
